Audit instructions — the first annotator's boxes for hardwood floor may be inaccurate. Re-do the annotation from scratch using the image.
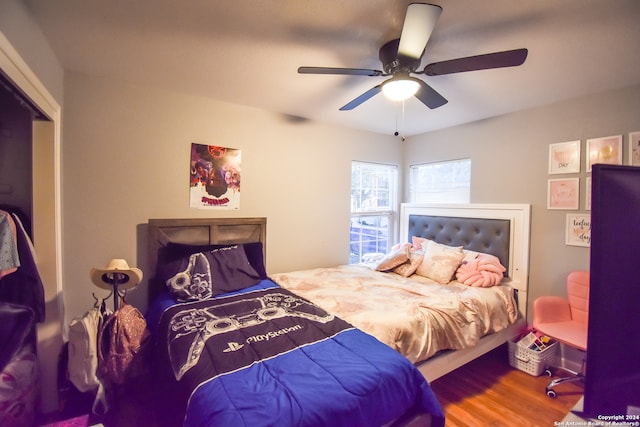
[429,344,583,427]
[46,344,582,427]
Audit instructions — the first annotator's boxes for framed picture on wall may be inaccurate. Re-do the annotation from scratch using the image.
[629,131,640,166]
[585,177,591,210]
[549,140,581,174]
[548,178,579,210]
[585,135,622,172]
[565,213,591,247]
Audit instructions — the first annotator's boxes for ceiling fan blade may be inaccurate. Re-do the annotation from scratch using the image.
[339,85,382,110]
[397,3,442,60]
[423,48,528,76]
[414,79,448,109]
[298,66,384,77]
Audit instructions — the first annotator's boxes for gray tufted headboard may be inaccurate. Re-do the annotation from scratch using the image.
[408,214,510,273]
[400,203,531,320]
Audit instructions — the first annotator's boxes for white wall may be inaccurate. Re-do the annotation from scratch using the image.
[0,0,63,103]
[62,71,400,321]
[404,83,640,318]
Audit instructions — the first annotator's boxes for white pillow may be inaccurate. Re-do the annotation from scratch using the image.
[462,249,480,263]
[416,240,465,284]
[420,239,463,254]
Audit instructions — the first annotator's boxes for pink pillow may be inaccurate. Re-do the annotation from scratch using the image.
[376,243,411,271]
[455,253,506,287]
[411,236,427,252]
[393,253,424,277]
[416,240,465,284]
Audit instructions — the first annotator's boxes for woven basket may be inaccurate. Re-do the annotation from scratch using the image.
[508,339,558,376]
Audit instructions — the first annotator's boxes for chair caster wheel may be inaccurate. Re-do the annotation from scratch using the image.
[544,369,552,377]
[546,389,557,399]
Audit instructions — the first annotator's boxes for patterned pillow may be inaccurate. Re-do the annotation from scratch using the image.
[165,245,261,302]
[375,243,411,271]
[166,252,213,302]
[416,240,465,284]
[393,252,424,277]
[159,242,266,279]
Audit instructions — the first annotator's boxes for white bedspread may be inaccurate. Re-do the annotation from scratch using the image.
[271,265,518,364]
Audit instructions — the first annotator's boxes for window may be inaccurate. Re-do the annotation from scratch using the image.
[350,161,398,264]
[409,159,471,203]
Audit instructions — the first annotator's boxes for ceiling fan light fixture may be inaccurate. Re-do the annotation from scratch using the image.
[299,3,527,112]
[381,75,420,101]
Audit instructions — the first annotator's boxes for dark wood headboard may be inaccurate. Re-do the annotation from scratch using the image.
[147,217,266,302]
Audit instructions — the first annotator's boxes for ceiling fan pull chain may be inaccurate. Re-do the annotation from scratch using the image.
[400,100,406,142]
[394,104,399,137]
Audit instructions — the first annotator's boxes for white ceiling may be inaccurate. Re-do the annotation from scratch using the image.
[24,0,640,137]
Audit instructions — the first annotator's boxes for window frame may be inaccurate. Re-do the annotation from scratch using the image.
[409,158,471,204]
[350,161,398,264]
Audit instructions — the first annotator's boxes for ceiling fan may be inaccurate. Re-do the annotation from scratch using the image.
[298,3,528,111]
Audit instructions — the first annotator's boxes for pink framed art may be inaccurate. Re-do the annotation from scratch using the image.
[549,140,580,174]
[585,135,622,172]
[547,178,579,210]
[629,131,640,167]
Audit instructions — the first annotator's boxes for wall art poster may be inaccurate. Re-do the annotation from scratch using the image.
[629,131,640,166]
[549,140,581,174]
[189,143,241,209]
[585,135,622,172]
[584,177,592,210]
[548,178,579,210]
[566,214,591,247]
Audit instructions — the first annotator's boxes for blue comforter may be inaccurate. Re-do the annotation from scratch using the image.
[151,280,445,427]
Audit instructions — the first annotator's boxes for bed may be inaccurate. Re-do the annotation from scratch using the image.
[146,217,445,427]
[272,203,531,382]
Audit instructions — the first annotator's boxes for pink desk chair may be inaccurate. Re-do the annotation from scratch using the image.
[532,270,589,398]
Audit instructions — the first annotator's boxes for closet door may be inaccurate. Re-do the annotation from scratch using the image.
[585,164,640,417]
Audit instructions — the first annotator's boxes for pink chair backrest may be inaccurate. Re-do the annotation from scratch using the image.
[567,270,590,325]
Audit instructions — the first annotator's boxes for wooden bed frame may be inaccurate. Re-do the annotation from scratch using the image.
[146,203,530,383]
[147,216,267,303]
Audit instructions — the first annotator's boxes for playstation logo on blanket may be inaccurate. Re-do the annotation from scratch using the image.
[223,342,244,352]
